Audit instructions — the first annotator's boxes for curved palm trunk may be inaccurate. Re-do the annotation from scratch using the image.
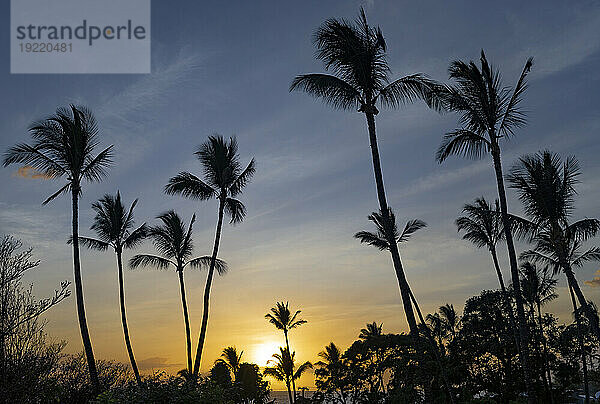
[490,147,535,403]
[116,250,141,384]
[564,266,600,341]
[177,268,193,374]
[283,331,296,402]
[364,111,418,334]
[490,248,520,349]
[193,198,225,376]
[71,187,100,392]
[569,284,590,404]
[537,302,554,404]
[408,288,456,404]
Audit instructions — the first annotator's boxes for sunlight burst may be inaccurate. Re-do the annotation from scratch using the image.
[252,340,282,367]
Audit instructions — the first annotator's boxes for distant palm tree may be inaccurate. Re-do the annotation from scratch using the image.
[264,347,312,404]
[426,313,444,347]
[3,105,113,391]
[359,321,383,340]
[129,210,227,374]
[165,135,255,376]
[436,50,535,400]
[520,262,557,401]
[291,8,442,334]
[456,197,519,339]
[315,342,349,404]
[509,151,600,341]
[215,346,243,382]
[265,301,307,399]
[70,191,147,384]
[438,304,460,343]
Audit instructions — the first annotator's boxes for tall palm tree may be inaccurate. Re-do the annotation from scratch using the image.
[359,321,383,340]
[70,191,146,384]
[129,210,227,374]
[264,347,312,404]
[436,50,535,401]
[520,262,557,401]
[456,197,519,341]
[165,135,255,376]
[291,8,442,334]
[3,105,113,391]
[265,301,307,399]
[215,346,243,382]
[509,151,600,341]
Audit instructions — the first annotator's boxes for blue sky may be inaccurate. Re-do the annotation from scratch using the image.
[1,0,600,386]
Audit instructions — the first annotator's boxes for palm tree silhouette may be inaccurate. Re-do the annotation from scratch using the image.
[264,347,312,404]
[456,197,519,338]
[69,191,147,384]
[315,342,348,404]
[215,346,243,382]
[520,262,557,401]
[509,151,600,341]
[359,321,383,340]
[436,50,535,400]
[438,304,460,343]
[165,135,255,376]
[129,210,227,375]
[290,8,442,334]
[3,105,113,391]
[265,301,307,400]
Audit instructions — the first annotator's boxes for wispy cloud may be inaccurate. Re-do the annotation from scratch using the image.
[12,165,54,180]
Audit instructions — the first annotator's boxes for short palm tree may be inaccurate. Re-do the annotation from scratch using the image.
[264,347,312,404]
[165,135,255,376]
[509,151,600,341]
[359,321,383,340]
[265,301,307,399]
[436,50,535,400]
[3,105,113,391]
[438,304,460,342]
[70,191,147,384]
[315,342,348,403]
[215,346,243,382]
[129,210,227,374]
[291,8,442,335]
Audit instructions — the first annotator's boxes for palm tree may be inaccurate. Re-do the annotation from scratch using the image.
[568,286,592,404]
[215,346,243,382]
[165,135,255,376]
[359,321,383,340]
[456,197,519,341]
[426,312,444,348]
[3,105,113,391]
[435,50,535,401]
[315,342,349,404]
[264,347,312,404]
[70,191,146,384]
[265,301,307,399]
[129,210,227,374]
[509,151,600,341]
[290,8,442,334]
[520,262,557,401]
[438,304,460,343]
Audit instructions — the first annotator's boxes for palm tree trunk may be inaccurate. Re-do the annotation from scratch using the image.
[408,288,456,404]
[490,247,520,349]
[193,198,225,376]
[283,331,296,402]
[490,146,535,403]
[564,266,600,341]
[569,284,590,404]
[116,250,141,384]
[286,379,293,404]
[71,186,100,392]
[177,268,192,374]
[537,302,554,404]
[364,111,418,334]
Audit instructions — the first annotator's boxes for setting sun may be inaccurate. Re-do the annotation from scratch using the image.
[252,340,282,367]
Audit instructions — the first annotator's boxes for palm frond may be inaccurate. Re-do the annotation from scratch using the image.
[499,57,533,137]
[572,247,600,268]
[377,74,444,111]
[436,129,490,163]
[398,219,427,243]
[354,230,389,251]
[290,74,362,110]
[165,172,216,200]
[123,224,148,249]
[80,145,114,182]
[68,236,110,251]
[224,197,246,224]
[229,158,256,197]
[42,183,71,205]
[189,256,229,275]
[129,254,173,270]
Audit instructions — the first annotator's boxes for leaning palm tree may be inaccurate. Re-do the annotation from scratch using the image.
[291,8,442,334]
[3,105,113,391]
[435,50,535,400]
[264,347,312,404]
[215,346,243,382]
[509,151,600,341]
[70,191,146,384]
[520,262,557,401]
[265,301,307,399]
[129,210,227,375]
[165,135,255,376]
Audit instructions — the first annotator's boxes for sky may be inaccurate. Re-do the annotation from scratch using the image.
[1,0,600,390]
